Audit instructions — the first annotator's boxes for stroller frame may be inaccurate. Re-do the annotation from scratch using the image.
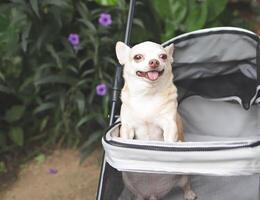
[96,0,136,199]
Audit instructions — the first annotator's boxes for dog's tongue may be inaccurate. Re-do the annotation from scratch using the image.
[147,71,159,81]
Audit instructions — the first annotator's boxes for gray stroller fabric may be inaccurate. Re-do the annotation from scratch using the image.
[170,31,259,110]
[119,175,259,200]
[171,32,258,80]
[178,96,259,199]
[115,96,260,200]
[179,96,260,141]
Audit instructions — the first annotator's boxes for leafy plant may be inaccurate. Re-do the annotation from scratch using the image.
[34,153,46,165]
[0,161,7,174]
[151,0,228,40]
[0,0,128,156]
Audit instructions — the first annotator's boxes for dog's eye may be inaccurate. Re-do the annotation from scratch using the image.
[133,54,143,61]
[159,54,167,60]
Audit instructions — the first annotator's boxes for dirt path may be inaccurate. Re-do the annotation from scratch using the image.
[0,148,102,200]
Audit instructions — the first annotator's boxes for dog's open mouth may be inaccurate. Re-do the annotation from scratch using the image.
[136,70,164,81]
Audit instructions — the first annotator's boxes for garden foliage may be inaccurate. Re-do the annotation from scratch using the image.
[0,0,128,156]
[0,0,258,161]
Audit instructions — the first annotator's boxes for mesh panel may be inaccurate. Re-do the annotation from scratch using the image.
[101,163,259,200]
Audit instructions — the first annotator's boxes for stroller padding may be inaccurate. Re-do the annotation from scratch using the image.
[176,71,258,109]
[179,96,260,141]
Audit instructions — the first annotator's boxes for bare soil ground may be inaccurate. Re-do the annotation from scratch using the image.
[0,148,102,200]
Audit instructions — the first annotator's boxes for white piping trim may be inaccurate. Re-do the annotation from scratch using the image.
[256,85,260,104]
[179,93,258,109]
[207,93,258,108]
[102,137,260,176]
[162,27,259,46]
[105,123,260,148]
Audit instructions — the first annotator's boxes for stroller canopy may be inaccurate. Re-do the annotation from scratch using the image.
[163,27,259,110]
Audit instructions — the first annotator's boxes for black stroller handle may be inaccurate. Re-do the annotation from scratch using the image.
[257,39,260,84]
[109,0,136,126]
[96,2,136,200]
[123,0,136,45]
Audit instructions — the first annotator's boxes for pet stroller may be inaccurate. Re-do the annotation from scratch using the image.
[96,0,260,199]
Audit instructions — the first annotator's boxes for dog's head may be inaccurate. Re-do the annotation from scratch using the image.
[115,41,174,83]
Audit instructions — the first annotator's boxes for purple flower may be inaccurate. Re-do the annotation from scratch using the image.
[68,33,80,46]
[96,83,107,96]
[48,168,58,175]
[98,13,112,27]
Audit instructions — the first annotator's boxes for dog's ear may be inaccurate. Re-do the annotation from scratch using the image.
[164,44,174,64]
[115,41,130,65]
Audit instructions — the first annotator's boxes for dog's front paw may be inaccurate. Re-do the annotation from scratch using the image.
[135,195,144,200]
[162,122,178,142]
[184,190,197,200]
[120,125,135,139]
[163,132,178,143]
[148,195,157,200]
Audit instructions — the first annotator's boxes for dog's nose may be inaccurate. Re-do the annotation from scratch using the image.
[148,59,159,68]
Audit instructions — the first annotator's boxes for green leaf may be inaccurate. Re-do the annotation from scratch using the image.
[0,131,7,147]
[46,45,62,69]
[29,0,40,18]
[43,0,69,7]
[76,2,90,22]
[0,84,13,94]
[0,161,7,174]
[76,114,98,129]
[152,0,187,23]
[133,19,145,29]
[102,95,109,119]
[21,22,32,52]
[8,127,24,146]
[206,0,228,22]
[76,91,85,116]
[5,105,25,123]
[0,71,5,81]
[81,69,95,77]
[19,76,34,92]
[184,1,208,32]
[68,66,78,74]
[152,0,172,19]
[34,153,46,164]
[95,0,118,6]
[0,15,9,32]
[79,57,91,68]
[78,20,97,33]
[153,0,188,39]
[34,75,76,86]
[76,79,89,87]
[33,102,56,114]
[59,94,65,112]
[80,131,102,163]
[40,117,49,131]
[100,36,114,44]
[103,56,116,65]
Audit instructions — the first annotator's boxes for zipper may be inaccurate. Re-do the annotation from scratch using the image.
[103,123,260,152]
[103,121,260,152]
[105,139,260,152]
